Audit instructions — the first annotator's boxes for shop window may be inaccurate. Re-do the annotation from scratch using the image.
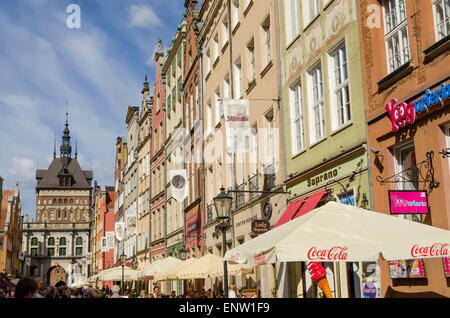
[339,190,355,206]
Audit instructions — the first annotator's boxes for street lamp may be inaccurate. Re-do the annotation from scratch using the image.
[213,187,233,298]
[120,253,126,295]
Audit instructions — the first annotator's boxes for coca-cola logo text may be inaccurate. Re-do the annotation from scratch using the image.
[307,246,348,261]
[411,243,448,258]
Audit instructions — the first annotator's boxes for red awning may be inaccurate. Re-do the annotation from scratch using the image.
[274,198,306,228]
[292,190,327,220]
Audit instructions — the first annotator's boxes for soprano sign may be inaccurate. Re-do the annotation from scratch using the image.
[386,82,450,133]
[388,190,429,215]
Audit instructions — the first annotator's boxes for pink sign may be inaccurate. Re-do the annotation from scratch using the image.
[389,191,429,214]
[444,258,450,277]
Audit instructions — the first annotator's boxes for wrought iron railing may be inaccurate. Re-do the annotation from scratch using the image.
[248,172,259,201]
[263,163,276,191]
[235,182,246,209]
[207,203,214,224]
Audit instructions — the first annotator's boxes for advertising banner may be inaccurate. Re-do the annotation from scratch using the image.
[389,190,429,214]
[444,257,450,277]
[223,99,250,153]
[126,216,137,236]
[115,222,125,241]
[388,259,426,278]
[101,237,107,253]
[169,170,189,202]
[106,231,115,250]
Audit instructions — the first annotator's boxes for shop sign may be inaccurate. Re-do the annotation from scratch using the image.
[386,82,450,133]
[186,219,200,235]
[307,246,348,261]
[411,243,448,258]
[307,169,338,187]
[251,220,270,234]
[388,190,429,214]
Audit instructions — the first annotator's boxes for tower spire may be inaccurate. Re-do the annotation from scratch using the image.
[75,138,78,158]
[53,133,57,159]
[60,107,72,158]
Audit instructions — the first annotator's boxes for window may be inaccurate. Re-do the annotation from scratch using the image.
[261,16,272,66]
[383,0,410,73]
[205,48,211,75]
[223,73,230,99]
[232,0,240,30]
[215,86,222,125]
[222,15,229,47]
[331,44,351,128]
[339,190,355,206]
[195,85,199,122]
[285,0,300,44]
[76,237,83,246]
[31,248,38,257]
[57,210,61,218]
[213,33,219,64]
[31,237,38,246]
[59,248,66,256]
[308,63,325,142]
[304,0,319,25]
[234,57,242,98]
[76,247,83,256]
[190,95,194,129]
[53,198,56,204]
[247,38,256,83]
[394,142,421,222]
[289,82,305,154]
[207,99,212,135]
[48,237,55,246]
[48,248,55,256]
[60,237,66,245]
[433,0,450,41]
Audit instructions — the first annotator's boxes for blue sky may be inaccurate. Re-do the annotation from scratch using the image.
[0,0,186,219]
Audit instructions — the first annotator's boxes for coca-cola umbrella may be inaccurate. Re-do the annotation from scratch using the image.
[224,201,450,266]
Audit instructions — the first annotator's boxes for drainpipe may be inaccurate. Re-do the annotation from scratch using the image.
[227,0,236,250]
[276,0,288,185]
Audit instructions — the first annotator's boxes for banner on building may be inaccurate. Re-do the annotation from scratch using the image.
[86,253,92,263]
[169,170,189,202]
[223,99,250,153]
[126,216,137,236]
[106,231,115,250]
[101,237,107,252]
[115,222,125,241]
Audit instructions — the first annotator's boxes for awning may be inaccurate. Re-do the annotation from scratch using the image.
[274,198,306,228]
[293,190,327,220]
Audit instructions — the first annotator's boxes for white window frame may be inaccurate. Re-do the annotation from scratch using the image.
[247,38,256,83]
[232,0,240,30]
[261,15,272,67]
[329,42,351,130]
[206,99,212,135]
[289,81,305,155]
[382,0,410,73]
[214,86,221,126]
[432,0,450,41]
[285,0,300,45]
[222,14,229,48]
[303,0,319,27]
[307,62,325,143]
[234,56,242,98]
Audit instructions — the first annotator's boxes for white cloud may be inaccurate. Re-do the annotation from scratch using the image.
[8,157,36,182]
[129,5,162,28]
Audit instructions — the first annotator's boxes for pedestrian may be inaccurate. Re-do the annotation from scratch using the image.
[228,284,237,298]
[14,277,38,298]
[110,285,122,298]
[45,286,56,299]
[206,289,212,298]
[153,286,161,298]
[35,278,45,298]
[5,286,15,298]
[170,290,176,298]
[0,288,5,299]
[86,288,101,298]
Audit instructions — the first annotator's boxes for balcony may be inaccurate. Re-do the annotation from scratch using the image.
[235,182,246,209]
[248,172,259,201]
[263,163,276,191]
[207,203,214,225]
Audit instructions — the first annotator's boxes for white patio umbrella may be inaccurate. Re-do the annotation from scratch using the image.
[137,257,183,280]
[98,266,138,281]
[177,253,253,280]
[87,274,99,283]
[224,201,450,266]
[154,257,197,282]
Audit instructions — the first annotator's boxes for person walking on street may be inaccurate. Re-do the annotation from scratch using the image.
[110,285,121,298]
[45,286,57,299]
[14,277,38,298]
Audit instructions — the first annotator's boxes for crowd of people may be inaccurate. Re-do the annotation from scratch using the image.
[0,277,253,299]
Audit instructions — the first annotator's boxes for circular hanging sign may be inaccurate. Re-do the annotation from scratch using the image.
[171,175,186,189]
[262,201,272,220]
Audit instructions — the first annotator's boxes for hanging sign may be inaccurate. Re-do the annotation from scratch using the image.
[169,170,189,202]
[115,222,125,241]
[126,216,137,236]
[223,99,250,153]
[106,231,115,250]
[388,190,429,214]
[101,237,107,253]
[251,220,270,234]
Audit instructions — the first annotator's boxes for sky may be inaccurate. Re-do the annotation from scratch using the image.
[0,0,186,220]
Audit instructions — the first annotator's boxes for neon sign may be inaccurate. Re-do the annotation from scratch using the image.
[386,82,450,133]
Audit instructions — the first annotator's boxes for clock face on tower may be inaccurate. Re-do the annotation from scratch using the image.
[263,201,272,220]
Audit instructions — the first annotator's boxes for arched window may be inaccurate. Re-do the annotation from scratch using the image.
[59,199,62,204]
[76,237,83,245]
[75,237,83,256]
[31,237,38,246]
[48,237,55,246]
[57,210,61,218]
[53,199,57,204]
[59,237,66,246]
[64,210,67,218]
[64,199,68,204]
